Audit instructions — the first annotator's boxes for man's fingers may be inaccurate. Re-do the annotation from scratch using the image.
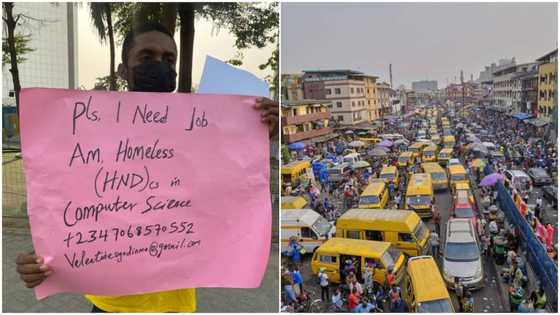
[20,272,47,283]
[16,263,49,274]
[16,253,39,265]
[25,279,43,289]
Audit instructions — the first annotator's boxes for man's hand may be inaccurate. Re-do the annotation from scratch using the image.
[254,97,279,137]
[16,252,52,288]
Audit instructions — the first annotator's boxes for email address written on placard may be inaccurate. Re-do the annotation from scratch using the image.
[63,238,202,269]
[63,221,195,248]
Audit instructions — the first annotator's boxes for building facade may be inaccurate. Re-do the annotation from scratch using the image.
[412,80,438,91]
[477,57,516,82]
[361,75,379,122]
[2,2,78,107]
[281,100,332,144]
[302,70,367,126]
[492,63,536,112]
[520,71,539,116]
[536,49,558,122]
[281,74,304,102]
[376,82,393,117]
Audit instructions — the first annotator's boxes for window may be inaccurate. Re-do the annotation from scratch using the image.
[335,88,341,94]
[365,230,383,241]
[352,101,355,107]
[351,87,355,94]
[301,227,314,238]
[346,230,361,239]
[319,255,337,264]
[365,258,382,269]
[336,101,342,108]
[326,89,332,95]
[338,115,343,122]
[399,233,414,242]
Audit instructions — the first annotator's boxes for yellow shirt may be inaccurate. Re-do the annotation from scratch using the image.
[85,288,196,312]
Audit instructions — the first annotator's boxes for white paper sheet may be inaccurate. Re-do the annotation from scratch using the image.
[198,56,270,98]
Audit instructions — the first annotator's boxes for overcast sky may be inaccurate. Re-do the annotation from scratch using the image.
[281,2,557,89]
[77,4,274,90]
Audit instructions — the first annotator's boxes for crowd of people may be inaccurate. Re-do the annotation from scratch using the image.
[281,104,556,312]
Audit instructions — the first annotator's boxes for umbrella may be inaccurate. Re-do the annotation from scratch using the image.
[479,173,504,186]
[482,142,496,149]
[345,130,354,135]
[394,139,410,146]
[353,160,371,169]
[379,139,393,147]
[288,142,305,150]
[348,140,366,148]
[367,149,388,157]
[373,145,391,152]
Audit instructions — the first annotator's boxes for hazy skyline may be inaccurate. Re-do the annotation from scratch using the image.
[281,2,557,89]
[77,5,275,90]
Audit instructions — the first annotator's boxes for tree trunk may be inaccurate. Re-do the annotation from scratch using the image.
[161,3,177,35]
[105,4,117,91]
[177,3,195,93]
[4,3,22,116]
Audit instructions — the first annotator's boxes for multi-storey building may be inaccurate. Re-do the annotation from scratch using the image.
[361,75,379,122]
[281,100,332,144]
[302,70,367,126]
[520,70,539,116]
[536,49,557,122]
[492,63,536,112]
[281,74,304,102]
[376,82,393,117]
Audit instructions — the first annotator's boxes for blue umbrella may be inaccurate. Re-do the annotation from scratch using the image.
[288,142,305,150]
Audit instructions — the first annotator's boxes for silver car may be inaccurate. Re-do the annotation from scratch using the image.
[442,219,484,289]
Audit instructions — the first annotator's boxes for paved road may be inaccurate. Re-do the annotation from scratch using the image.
[431,190,507,313]
[3,224,278,313]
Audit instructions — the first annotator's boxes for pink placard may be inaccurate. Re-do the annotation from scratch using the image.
[19,88,271,299]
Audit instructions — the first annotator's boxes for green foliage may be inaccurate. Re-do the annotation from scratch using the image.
[93,75,128,91]
[281,145,292,164]
[2,33,33,66]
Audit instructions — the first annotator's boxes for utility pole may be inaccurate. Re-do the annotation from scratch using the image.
[389,64,393,89]
[461,70,465,119]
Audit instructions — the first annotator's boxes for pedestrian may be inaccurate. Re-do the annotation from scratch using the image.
[331,287,343,310]
[318,267,330,302]
[389,284,403,312]
[433,207,441,236]
[292,266,304,296]
[347,288,360,312]
[430,229,440,258]
[454,277,464,312]
[282,269,297,304]
[534,287,547,310]
[353,299,377,313]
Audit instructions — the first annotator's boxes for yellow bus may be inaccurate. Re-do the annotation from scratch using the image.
[311,238,406,285]
[421,162,448,191]
[438,148,453,165]
[358,182,389,209]
[403,256,455,312]
[406,173,434,218]
[398,152,415,168]
[281,196,308,209]
[442,135,455,148]
[335,209,431,257]
[447,164,469,190]
[281,160,311,186]
[422,145,438,163]
[379,166,399,186]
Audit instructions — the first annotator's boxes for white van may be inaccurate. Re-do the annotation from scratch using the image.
[281,209,336,253]
[328,163,352,182]
[504,170,532,194]
[343,153,362,165]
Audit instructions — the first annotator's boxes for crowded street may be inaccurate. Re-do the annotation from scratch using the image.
[281,103,557,313]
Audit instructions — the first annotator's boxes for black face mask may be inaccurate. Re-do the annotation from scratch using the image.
[131,60,177,92]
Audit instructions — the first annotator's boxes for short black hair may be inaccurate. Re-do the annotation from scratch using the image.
[121,21,175,67]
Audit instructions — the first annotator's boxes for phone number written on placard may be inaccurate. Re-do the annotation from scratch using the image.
[63,221,195,248]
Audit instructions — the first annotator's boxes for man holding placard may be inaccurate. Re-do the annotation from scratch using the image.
[15,21,277,312]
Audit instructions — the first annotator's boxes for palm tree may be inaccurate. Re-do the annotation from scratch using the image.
[89,3,116,90]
